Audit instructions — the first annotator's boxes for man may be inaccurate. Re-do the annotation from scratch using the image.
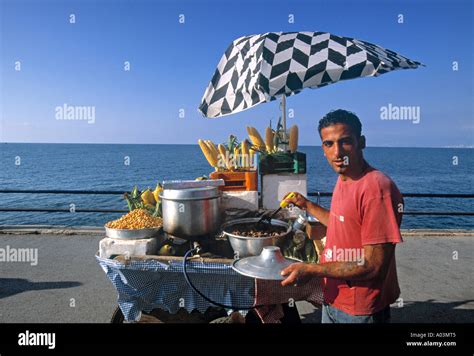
[281,109,404,323]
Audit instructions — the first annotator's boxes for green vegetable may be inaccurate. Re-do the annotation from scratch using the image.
[124,186,162,217]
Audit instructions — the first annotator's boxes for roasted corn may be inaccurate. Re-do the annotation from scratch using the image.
[289,125,299,153]
[246,126,266,151]
[198,139,218,168]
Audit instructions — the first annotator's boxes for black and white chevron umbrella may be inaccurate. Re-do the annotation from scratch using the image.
[198,31,422,118]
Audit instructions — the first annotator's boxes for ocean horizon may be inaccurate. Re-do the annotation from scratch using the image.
[2,142,474,149]
[0,143,472,229]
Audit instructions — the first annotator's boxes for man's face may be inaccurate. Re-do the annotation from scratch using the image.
[320,123,364,175]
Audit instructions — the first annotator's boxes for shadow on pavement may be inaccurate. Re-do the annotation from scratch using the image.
[391,299,474,323]
[299,299,474,323]
[0,278,82,299]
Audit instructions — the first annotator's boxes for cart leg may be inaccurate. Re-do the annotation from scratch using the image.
[280,303,302,324]
[245,303,301,324]
[110,306,124,324]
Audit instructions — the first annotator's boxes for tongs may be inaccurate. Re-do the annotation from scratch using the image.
[256,192,296,228]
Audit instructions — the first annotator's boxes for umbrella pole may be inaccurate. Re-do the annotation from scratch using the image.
[280,95,288,150]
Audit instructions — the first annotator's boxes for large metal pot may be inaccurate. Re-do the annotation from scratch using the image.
[160,186,221,239]
[221,217,292,258]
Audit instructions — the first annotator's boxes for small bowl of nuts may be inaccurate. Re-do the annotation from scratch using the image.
[105,209,163,239]
[221,217,292,258]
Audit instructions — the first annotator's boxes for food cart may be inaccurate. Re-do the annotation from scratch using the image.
[98,206,324,324]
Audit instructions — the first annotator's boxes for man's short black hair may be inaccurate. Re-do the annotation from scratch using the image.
[318,109,362,137]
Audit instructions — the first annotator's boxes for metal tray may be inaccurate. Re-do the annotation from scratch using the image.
[104,226,163,240]
[232,246,300,280]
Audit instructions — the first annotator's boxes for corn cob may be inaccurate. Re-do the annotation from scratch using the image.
[205,140,219,159]
[265,127,274,153]
[152,184,162,203]
[205,140,222,169]
[141,188,156,206]
[249,148,256,169]
[233,145,240,169]
[209,142,220,165]
[218,144,232,170]
[241,139,249,168]
[289,125,298,153]
[198,139,218,169]
[246,126,266,151]
[273,132,279,153]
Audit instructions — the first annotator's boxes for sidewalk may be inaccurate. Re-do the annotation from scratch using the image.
[297,230,474,323]
[0,227,472,323]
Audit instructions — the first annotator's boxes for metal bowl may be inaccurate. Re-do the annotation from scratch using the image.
[104,225,163,240]
[221,217,292,258]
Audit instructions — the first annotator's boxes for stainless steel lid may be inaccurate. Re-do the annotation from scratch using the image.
[160,186,220,201]
[162,179,224,190]
[232,246,300,280]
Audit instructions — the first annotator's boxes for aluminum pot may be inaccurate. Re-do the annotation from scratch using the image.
[221,217,292,258]
[159,186,221,239]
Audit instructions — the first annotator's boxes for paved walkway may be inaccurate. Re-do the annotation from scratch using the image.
[0,226,472,323]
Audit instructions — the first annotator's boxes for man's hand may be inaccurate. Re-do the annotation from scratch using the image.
[283,192,308,210]
[280,243,396,287]
[280,262,316,286]
[284,192,330,226]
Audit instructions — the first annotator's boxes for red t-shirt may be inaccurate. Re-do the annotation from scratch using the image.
[320,166,404,315]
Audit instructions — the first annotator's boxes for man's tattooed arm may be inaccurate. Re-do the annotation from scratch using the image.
[281,243,396,286]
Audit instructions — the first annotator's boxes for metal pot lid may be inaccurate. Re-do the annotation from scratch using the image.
[162,179,224,190]
[232,246,300,280]
[160,186,220,201]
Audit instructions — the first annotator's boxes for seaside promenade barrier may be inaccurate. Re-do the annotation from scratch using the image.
[0,190,472,216]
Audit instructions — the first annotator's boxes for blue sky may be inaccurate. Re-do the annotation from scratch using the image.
[1,0,473,147]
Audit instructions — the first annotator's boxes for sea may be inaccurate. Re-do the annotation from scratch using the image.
[0,143,472,230]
